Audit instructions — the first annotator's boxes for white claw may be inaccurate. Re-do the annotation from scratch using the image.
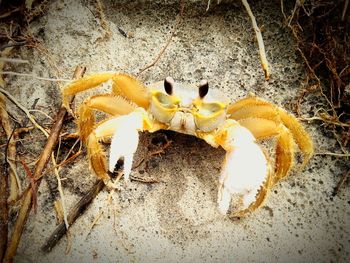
[217,125,269,215]
[108,112,143,181]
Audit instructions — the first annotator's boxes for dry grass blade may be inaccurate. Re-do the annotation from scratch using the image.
[2,66,86,263]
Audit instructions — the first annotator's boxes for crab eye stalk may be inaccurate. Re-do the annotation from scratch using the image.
[164,76,174,95]
[199,79,209,98]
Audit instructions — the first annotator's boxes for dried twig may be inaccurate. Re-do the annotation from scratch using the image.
[0,47,20,202]
[95,0,111,40]
[0,71,71,82]
[0,159,8,262]
[241,0,270,80]
[2,66,86,263]
[1,49,16,260]
[51,154,69,229]
[42,134,172,252]
[84,209,104,240]
[333,171,350,196]
[41,179,105,252]
[1,94,20,202]
[315,152,350,157]
[0,42,27,51]
[0,87,49,137]
[0,127,11,263]
[19,157,38,213]
[0,57,29,64]
[137,0,184,76]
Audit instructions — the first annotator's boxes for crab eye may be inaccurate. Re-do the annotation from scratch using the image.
[198,79,209,98]
[164,76,174,95]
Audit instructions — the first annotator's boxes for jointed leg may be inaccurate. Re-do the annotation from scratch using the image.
[62,72,150,112]
[228,96,313,168]
[77,94,137,142]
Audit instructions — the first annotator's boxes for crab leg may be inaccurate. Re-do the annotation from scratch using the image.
[86,108,154,185]
[77,94,137,142]
[211,120,272,216]
[62,73,150,112]
[228,96,314,168]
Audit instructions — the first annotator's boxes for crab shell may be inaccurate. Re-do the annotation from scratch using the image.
[62,73,313,217]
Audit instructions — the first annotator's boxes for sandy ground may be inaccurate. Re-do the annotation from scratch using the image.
[1,0,349,262]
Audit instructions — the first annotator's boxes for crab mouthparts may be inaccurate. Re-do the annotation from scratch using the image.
[169,111,196,135]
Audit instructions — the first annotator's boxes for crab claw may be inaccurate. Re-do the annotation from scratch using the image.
[217,123,270,215]
[108,111,144,181]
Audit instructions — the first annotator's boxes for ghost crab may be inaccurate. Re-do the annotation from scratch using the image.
[62,73,313,217]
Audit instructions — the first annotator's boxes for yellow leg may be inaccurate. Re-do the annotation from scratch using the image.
[229,96,313,168]
[274,126,295,184]
[62,72,150,111]
[237,118,279,139]
[111,73,150,108]
[78,94,137,142]
[230,105,280,123]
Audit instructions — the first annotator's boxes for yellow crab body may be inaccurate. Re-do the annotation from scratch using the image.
[62,73,313,217]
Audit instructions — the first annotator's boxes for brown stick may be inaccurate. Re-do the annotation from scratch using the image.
[41,135,172,252]
[0,151,8,263]
[0,46,15,263]
[2,66,86,263]
[333,170,350,197]
[41,179,105,252]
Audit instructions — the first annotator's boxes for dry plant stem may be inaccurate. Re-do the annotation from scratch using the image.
[0,71,71,82]
[137,0,184,76]
[95,0,111,39]
[2,66,86,263]
[0,46,21,202]
[342,0,349,21]
[241,0,270,80]
[0,148,8,263]
[41,137,172,251]
[0,93,20,201]
[84,209,104,240]
[333,171,350,196]
[41,180,105,252]
[0,87,49,137]
[0,58,29,64]
[19,158,37,213]
[51,154,69,229]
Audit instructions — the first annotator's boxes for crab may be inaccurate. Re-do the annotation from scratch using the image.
[61,73,313,217]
